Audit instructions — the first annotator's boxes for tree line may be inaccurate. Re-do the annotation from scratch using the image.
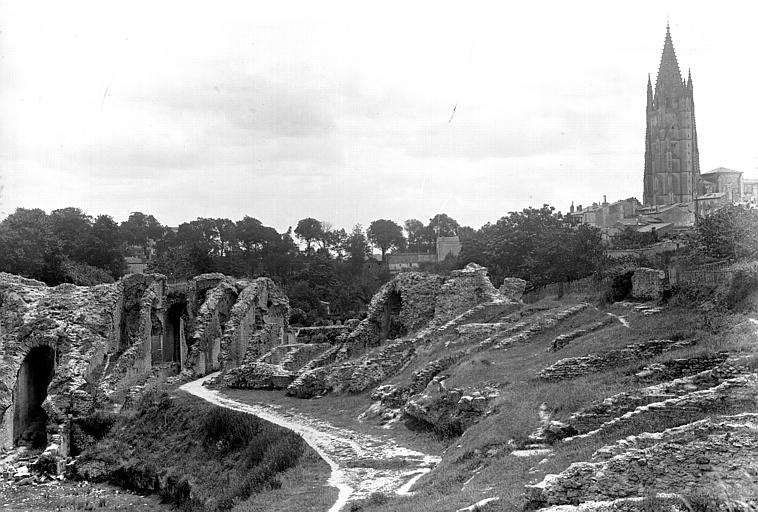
[7,202,750,324]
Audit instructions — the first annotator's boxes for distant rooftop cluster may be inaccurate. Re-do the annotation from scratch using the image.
[570,25,758,245]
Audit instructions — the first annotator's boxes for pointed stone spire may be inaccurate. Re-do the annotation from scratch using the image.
[687,68,693,88]
[655,23,683,92]
[647,73,653,109]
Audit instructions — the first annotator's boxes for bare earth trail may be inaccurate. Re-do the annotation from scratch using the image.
[180,373,440,512]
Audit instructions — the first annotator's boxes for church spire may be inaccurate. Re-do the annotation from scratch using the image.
[655,23,683,92]
[647,73,653,109]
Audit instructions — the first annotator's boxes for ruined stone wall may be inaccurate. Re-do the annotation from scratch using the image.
[631,267,666,300]
[433,263,502,324]
[344,272,444,355]
[0,271,289,452]
[526,414,758,508]
[0,274,121,450]
[218,277,289,369]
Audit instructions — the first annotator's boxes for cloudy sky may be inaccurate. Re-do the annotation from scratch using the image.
[1,1,757,232]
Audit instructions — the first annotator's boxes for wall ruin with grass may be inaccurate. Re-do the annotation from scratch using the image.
[0,271,289,453]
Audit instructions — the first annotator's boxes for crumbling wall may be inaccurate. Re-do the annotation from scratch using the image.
[186,280,238,374]
[0,274,121,451]
[433,263,503,323]
[525,414,758,508]
[344,272,444,356]
[218,277,289,369]
[631,267,666,300]
[0,271,290,452]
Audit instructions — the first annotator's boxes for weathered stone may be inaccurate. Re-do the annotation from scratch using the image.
[526,414,758,508]
[223,362,295,389]
[402,377,499,435]
[0,271,289,452]
[499,277,527,301]
[631,268,666,300]
[538,339,696,381]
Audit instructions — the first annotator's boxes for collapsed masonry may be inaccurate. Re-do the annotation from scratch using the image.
[0,272,288,453]
[224,263,518,401]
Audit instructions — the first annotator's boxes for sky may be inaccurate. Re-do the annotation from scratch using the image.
[1,1,757,232]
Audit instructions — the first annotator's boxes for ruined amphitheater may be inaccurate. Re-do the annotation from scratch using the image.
[1,263,758,511]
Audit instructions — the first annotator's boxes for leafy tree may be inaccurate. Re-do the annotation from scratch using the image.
[428,213,459,237]
[119,212,164,256]
[367,219,406,261]
[294,218,323,254]
[87,215,126,277]
[459,205,603,287]
[693,205,758,260]
[404,219,427,252]
[49,207,92,262]
[344,224,372,272]
[0,208,64,283]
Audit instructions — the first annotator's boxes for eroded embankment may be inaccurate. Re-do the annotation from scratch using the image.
[181,373,440,512]
[75,388,330,511]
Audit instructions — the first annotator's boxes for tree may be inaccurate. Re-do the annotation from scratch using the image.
[344,224,371,272]
[367,219,406,261]
[404,219,426,253]
[87,215,126,277]
[294,218,323,254]
[459,205,603,287]
[49,207,93,262]
[693,205,758,260]
[428,213,460,237]
[0,208,64,283]
[119,212,164,256]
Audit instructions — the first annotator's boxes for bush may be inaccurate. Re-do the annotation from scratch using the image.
[202,407,259,452]
[720,261,758,309]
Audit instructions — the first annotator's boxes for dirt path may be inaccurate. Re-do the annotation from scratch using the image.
[180,373,440,512]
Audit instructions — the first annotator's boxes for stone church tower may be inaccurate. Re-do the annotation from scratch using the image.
[643,24,700,206]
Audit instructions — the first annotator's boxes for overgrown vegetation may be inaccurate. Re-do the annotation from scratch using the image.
[458,205,604,287]
[75,391,317,512]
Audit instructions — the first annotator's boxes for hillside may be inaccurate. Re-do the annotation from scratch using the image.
[215,264,758,511]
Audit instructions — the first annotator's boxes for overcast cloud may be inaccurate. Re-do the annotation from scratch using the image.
[1,1,757,231]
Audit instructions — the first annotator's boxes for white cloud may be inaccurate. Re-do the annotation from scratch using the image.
[1,0,757,229]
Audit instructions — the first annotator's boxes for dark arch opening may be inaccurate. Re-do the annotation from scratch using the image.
[13,346,55,448]
[164,303,185,365]
[382,291,406,340]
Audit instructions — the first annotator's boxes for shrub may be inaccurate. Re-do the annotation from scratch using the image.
[202,407,259,452]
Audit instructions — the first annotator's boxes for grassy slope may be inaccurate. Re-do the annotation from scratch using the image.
[352,294,758,512]
[75,391,335,512]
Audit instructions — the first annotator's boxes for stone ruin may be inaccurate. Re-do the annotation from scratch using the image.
[225,263,514,399]
[0,272,288,453]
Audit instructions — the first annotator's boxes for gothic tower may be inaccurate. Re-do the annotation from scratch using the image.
[643,24,700,206]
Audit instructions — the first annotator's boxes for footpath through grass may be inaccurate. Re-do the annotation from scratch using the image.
[74,390,336,512]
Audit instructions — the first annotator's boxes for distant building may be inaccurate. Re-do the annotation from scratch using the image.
[643,24,700,207]
[125,256,148,274]
[436,236,462,260]
[637,202,695,228]
[566,198,641,240]
[387,236,462,274]
[701,167,743,203]
[744,179,758,206]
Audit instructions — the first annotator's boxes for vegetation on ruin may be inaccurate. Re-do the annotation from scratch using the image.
[336,284,758,511]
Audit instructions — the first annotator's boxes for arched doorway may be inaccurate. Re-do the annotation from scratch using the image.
[13,346,55,448]
[382,291,407,340]
[164,303,185,365]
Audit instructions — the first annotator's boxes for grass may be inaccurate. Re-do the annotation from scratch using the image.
[341,292,758,511]
[0,480,170,511]
[75,390,331,512]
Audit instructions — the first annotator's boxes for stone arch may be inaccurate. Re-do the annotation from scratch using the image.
[382,290,406,340]
[13,345,56,448]
[164,303,186,365]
